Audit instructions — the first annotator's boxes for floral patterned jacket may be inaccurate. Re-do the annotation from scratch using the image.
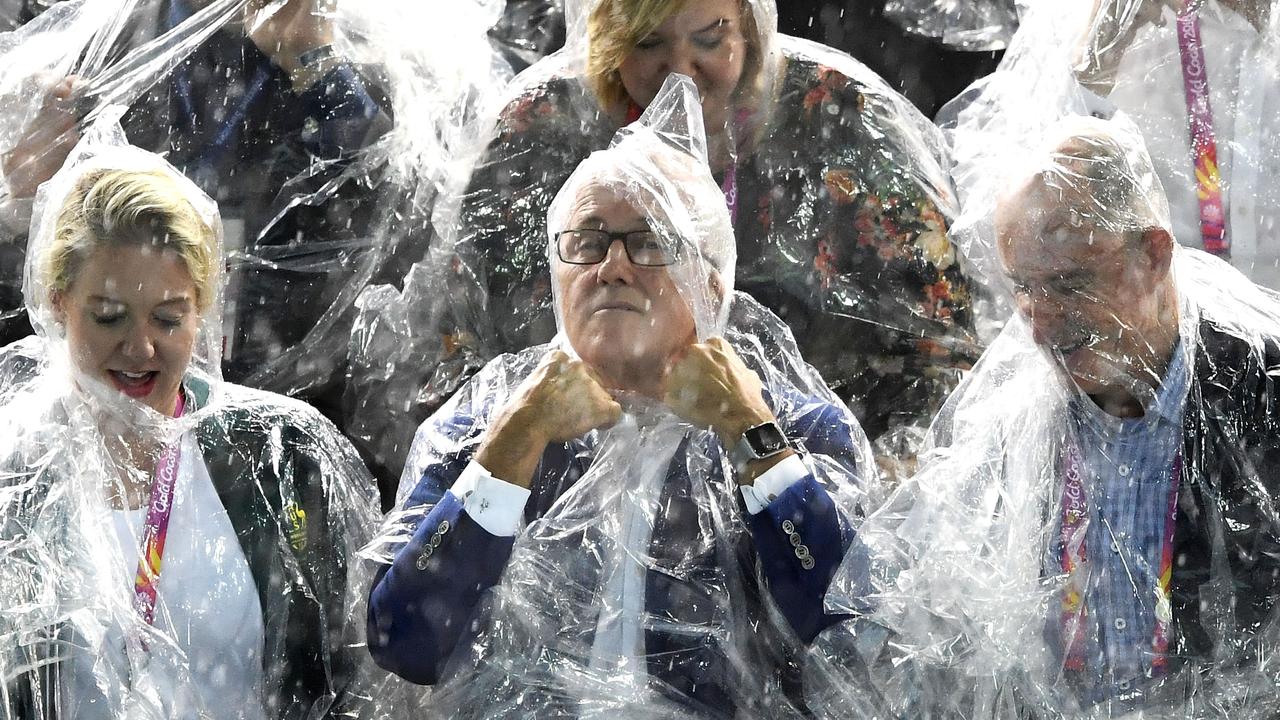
[451,49,977,443]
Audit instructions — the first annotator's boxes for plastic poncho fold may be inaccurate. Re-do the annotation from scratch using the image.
[883,0,1019,51]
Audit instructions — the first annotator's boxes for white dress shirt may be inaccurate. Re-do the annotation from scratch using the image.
[61,433,268,720]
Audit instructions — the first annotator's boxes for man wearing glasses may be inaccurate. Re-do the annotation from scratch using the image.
[364,80,874,715]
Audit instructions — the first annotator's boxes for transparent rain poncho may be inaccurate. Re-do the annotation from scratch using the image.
[361,75,880,718]
[882,0,1020,52]
[0,118,420,718]
[940,0,1280,304]
[810,116,1280,718]
[0,0,517,417]
[347,0,979,485]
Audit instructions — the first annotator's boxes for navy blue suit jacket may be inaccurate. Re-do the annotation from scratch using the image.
[367,397,869,713]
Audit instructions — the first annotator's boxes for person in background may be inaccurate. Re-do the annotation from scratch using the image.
[1073,0,1279,287]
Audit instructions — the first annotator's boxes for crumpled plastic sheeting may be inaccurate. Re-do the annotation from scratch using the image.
[940,0,1280,314]
[0,121,421,717]
[809,119,1280,718]
[361,76,879,717]
[347,0,979,485]
[882,0,1019,51]
[487,0,564,72]
[0,0,514,409]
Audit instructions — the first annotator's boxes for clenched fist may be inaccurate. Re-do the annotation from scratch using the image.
[663,337,775,445]
[476,349,622,488]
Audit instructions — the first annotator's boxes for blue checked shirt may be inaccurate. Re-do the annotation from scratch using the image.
[1060,331,1193,709]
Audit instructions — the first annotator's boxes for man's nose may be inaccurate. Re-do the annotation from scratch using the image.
[1018,293,1063,347]
[595,239,636,284]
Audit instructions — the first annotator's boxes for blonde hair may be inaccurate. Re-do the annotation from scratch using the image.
[587,0,763,111]
[44,169,218,310]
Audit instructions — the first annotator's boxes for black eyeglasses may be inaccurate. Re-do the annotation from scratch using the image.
[554,228,680,267]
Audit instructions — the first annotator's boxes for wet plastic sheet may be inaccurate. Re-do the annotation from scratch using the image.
[362,76,879,718]
[0,120,419,717]
[811,116,1280,718]
[0,0,516,414]
[941,0,1280,302]
[347,0,980,486]
[882,0,1019,51]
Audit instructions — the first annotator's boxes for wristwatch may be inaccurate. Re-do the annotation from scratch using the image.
[729,421,790,475]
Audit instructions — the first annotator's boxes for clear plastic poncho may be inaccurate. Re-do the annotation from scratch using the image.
[361,74,880,718]
[809,116,1280,718]
[347,0,979,486]
[941,0,1280,306]
[0,0,519,420]
[882,0,1020,52]
[0,117,421,718]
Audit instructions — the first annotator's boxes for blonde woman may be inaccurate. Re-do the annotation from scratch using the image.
[0,124,396,718]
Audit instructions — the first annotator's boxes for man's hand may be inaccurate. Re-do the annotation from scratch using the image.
[2,77,82,200]
[475,349,622,489]
[664,338,795,485]
[1075,0,1184,93]
[245,0,338,85]
[664,337,774,443]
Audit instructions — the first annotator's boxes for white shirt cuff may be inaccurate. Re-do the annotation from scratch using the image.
[1076,83,1117,119]
[451,460,531,537]
[739,454,809,515]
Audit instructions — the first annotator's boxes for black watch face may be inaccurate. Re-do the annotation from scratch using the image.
[747,423,787,455]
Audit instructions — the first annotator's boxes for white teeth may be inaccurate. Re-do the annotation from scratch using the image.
[119,371,151,379]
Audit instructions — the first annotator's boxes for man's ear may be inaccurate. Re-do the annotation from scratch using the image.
[708,270,725,302]
[1139,227,1175,286]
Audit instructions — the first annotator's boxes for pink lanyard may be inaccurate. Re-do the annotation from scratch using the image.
[1059,442,1183,674]
[1175,7,1230,256]
[131,391,187,627]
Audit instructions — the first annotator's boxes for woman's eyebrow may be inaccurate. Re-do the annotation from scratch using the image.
[695,17,730,34]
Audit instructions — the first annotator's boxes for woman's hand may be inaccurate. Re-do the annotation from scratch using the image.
[245,0,338,86]
[1074,0,1183,93]
[476,349,622,489]
[2,77,82,199]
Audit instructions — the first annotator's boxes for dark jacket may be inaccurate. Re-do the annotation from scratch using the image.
[2,377,375,718]
[1166,318,1280,673]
